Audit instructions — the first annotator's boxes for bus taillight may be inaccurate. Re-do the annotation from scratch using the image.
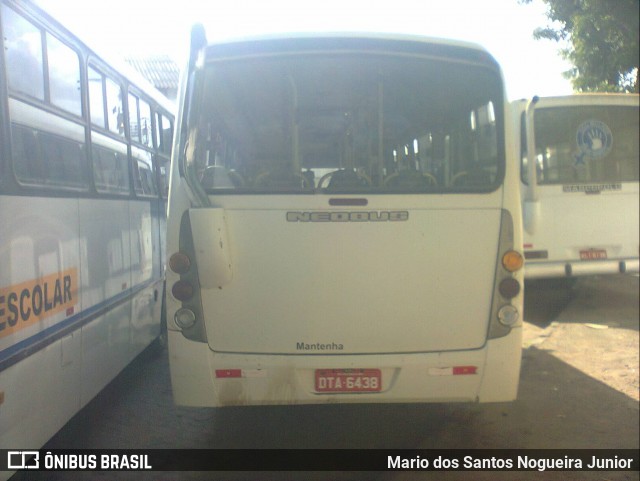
[499,278,521,299]
[169,252,191,274]
[171,280,194,301]
[502,250,524,272]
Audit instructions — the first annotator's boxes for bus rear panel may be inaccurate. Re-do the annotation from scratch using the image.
[166,33,523,407]
[516,95,639,279]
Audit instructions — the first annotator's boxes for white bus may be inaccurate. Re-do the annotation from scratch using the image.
[166,29,524,407]
[514,95,639,280]
[0,0,174,453]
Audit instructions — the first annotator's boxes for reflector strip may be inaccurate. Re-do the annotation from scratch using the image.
[215,369,268,378]
[452,366,477,375]
[429,366,477,376]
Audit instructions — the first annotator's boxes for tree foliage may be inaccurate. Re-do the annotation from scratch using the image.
[520,0,639,92]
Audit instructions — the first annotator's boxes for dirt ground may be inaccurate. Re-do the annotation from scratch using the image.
[523,275,639,402]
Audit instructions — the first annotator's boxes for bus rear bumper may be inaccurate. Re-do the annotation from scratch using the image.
[168,329,522,407]
[525,258,639,279]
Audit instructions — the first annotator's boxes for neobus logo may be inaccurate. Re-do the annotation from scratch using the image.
[286,211,409,222]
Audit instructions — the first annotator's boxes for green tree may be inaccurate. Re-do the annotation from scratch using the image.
[520,0,639,92]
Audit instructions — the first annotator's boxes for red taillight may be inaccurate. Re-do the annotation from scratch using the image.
[452,366,477,375]
[171,280,194,301]
[169,252,191,274]
[215,369,242,378]
[429,366,478,376]
[499,278,521,299]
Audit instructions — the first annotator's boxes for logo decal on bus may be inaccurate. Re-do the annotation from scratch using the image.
[296,342,344,351]
[575,119,613,164]
[0,268,78,338]
[286,211,409,222]
[562,183,622,194]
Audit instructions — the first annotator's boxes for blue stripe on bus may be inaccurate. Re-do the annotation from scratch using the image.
[0,277,163,373]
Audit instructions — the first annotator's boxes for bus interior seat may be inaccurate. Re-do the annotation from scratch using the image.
[385,170,436,191]
[201,166,236,189]
[254,168,312,190]
[326,169,369,192]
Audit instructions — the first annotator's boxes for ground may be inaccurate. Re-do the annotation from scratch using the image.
[523,275,639,402]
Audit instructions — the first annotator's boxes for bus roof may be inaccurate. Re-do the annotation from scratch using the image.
[199,31,500,69]
[513,93,639,108]
[206,30,488,51]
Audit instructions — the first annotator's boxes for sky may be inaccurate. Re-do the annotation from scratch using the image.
[37,0,574,101]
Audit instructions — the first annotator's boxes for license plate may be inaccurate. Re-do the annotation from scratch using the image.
[580,249,607,260]
[315,369,381,393]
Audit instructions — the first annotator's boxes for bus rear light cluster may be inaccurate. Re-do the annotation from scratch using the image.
[169,243,205,338]
[172,280,194,301]
[169,252,191,274]
[488,212,523,340]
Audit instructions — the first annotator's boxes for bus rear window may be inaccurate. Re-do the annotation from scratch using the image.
[183,53,503,194]
[522,106,639,185]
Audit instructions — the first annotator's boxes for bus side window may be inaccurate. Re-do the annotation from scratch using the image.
[155,112,174,198]
[1,5,45,100]
[12,125,87,189]
[88,66,107,129]
[11,125,42,183]
[38,132,87,188]
[139,99,153,148]
[132,149,158,197]
[156,112,173,156]
[93,145,130,195]
[156,155,170,198]
[129,93,141,143]
[105,77,125,137]
[46,32,81,116]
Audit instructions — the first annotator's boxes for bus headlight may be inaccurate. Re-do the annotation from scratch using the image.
[174,308,197,329]
[498,305,519,326]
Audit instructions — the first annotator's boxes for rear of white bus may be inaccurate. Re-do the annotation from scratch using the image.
[166,33,524,407]
[516,95,639,279]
